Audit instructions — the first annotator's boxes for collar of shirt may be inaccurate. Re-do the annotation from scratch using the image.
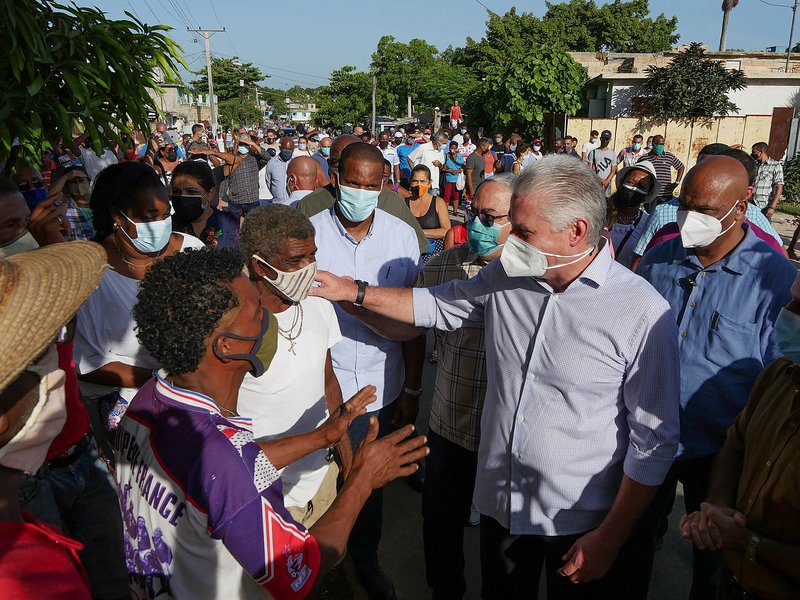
[668,222,755,277]
[154,370,253,430]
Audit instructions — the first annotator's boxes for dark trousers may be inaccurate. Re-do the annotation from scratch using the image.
[480,498,663,600]
[644,455,722,600]
[422,431,479,600]
[345,404,395,571]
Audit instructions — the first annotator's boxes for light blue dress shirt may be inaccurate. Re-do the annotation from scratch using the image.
[633,199,782,256]
[264,156,291,205]
[638,223,795,459]
[412,241,680,536]
[311,206,421,410]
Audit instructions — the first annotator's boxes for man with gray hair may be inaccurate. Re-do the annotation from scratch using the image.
[310,154,681,598]
[408,132,446,196]
[237,204,358,528]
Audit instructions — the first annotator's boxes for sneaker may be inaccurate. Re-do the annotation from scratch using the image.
[354,566,397,600]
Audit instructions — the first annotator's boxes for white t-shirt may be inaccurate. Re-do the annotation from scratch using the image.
[74,232,205,404]
[237,296,343,507]
[581,140,599,157]
[409,142,445,184]
[79,146,118,181]
[381,146,399,167]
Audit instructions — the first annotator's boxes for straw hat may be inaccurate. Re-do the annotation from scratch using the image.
[0,241,107,392]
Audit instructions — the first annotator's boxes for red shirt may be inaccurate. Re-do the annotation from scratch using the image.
[450,105,462,120]
[0,514,91,599]
[47,342,90,460]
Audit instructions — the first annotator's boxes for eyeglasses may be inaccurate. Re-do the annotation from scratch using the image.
[15,179,45,191]
[467,207,508,227]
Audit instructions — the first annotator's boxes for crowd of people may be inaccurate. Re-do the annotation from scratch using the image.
[0,107,797,600]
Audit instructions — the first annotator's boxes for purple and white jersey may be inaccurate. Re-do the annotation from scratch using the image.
[113,372,320,599]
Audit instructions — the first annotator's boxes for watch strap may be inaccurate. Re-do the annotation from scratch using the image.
[353,280,368,306]
[403,386,423,398]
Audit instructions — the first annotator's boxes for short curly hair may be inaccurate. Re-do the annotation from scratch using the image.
[133,248,244,375]
[239,204,315,262]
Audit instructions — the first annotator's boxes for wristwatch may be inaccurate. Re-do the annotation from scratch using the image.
[403,387,423,397]
[353,280,369,307]
[744,533,760,562]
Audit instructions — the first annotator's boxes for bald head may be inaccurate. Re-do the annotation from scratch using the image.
[287,156,318,193]
[682,155,749,206]
[329,134,360,171]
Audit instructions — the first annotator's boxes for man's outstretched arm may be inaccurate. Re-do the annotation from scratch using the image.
[310,271,416,324]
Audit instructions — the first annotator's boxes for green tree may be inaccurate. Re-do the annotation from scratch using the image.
[218,98,262,129]
[454,1,679,78]
[416,61,480,114]
[191,57,266,103]
[314,66,372,129]
[638,42,747,120]
[371,36,438,116]
[0,0,184,163]
[469,46,586,137]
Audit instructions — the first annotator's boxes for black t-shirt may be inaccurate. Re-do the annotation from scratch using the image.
[492,143,506,159]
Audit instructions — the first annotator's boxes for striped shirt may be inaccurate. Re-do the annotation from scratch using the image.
[638,152,684,197]
[414,244,488,452]
[412,240,681,536]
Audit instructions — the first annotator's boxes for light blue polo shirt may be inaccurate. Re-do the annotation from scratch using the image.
[310,205,421,410]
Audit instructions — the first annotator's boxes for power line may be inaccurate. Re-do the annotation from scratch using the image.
[757,0,793,7]
[473,0,496,14]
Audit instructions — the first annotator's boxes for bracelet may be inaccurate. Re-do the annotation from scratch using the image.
[744,533,760,562]
[353,280,368,306]
[403,387,423,398]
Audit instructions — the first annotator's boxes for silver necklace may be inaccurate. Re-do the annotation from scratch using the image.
[277,303,303,354]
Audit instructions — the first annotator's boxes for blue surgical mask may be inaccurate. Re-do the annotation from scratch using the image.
[279,150,293,161]
[466,217,507,256]
[238,145,250,155]
[320,147,331,157]
[22,188,48,210]
[776,307,800,364]
[118,211,172,254]
[336,183,380,223]
[653,144,666,155]
[460,128,467,134]
[632,143,642,151]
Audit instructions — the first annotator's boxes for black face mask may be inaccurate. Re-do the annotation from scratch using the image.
[165,150,177,162]
[618,185,648,208]
[172,194,207,222]
[379,140,389,149]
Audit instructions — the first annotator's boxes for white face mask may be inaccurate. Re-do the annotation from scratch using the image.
[0,230,40,257]
[676,198,740,249]
[533,145,541,152]
[501,233,594,278]
[253,254,317,303]
[0,345,67,475]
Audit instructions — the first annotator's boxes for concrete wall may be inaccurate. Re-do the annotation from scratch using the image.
[567,115,773,177]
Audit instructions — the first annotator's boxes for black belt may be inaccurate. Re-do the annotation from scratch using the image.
[47,431,92,470]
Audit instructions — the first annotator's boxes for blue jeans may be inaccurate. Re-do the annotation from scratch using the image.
[345,404,395,571]
[422,431,478,600]
[225,199,268,216]
[19,437,129,599]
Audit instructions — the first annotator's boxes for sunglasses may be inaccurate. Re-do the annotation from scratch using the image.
[467,207,508,227]
[16,179,46,191]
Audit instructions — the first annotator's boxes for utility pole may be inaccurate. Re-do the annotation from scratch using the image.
[371,75,377,135]
[787,0,799,72]
[188,27,225,134]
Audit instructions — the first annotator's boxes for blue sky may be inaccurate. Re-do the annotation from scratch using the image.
[79,0,795,88]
